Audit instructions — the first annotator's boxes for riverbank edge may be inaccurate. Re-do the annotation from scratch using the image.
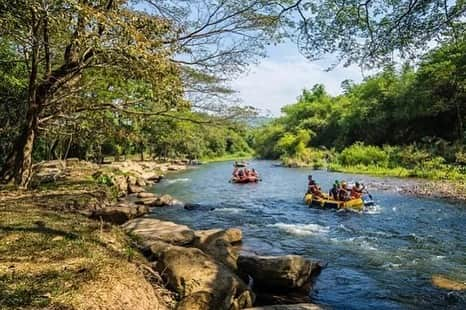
[277,160,466,204]
[0,159,324,310]
[0,159,186,309]
[201,152,255,163]
[329,166,466,204]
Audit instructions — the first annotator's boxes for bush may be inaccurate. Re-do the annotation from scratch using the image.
[338,142,389,166]
[387,145,431,169]
[281,147,331,169]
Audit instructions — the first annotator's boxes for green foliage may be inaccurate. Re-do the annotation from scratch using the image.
[253,37,466,181]
[0,39,28,167]
[94,174,114,187]
[338,143,389,167]
[330,143,466,181]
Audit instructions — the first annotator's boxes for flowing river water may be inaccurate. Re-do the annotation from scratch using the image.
[149,160,466,309]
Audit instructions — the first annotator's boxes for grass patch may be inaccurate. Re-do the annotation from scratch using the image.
[327,163,412,178]
[0,161,171,309]
[327,163,466,181]
[201,152,255,163]
[0,201,166,309]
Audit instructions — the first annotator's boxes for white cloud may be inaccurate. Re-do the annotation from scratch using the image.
[231,55,363,116]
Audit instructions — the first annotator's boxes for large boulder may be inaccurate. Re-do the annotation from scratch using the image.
[237,255,321,292]
[122,218,195,246]
[89,203,149,224]
[205,239,240,270]
[193,228,242,247]
[193,228,243,270]
[153,244,254,310]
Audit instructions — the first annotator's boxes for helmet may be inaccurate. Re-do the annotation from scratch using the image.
[341,181,347,187]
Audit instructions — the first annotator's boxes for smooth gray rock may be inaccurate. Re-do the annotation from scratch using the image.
[122,218,195,246]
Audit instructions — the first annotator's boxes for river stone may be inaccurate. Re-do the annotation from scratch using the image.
[137,192,157,198]
[245,304,323,310]
[134,194,177,207]
[432,275,466,291]
[193,228,243,270]
[147,174,163,183]
[153,244,254,310]
[122,218,195,246]
[135,198,159,206]
[127,175,138,186]
[128,184,145,194]
[89,203,149,224]
[237,255,320,292]
[205,239,240,270]
[136,177,147,187]
[113,175,128,197]
[193,228,242,247]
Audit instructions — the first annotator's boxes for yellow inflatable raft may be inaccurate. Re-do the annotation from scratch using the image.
[304,194,364,211]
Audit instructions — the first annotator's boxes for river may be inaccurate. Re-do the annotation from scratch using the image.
[149,160,466,309]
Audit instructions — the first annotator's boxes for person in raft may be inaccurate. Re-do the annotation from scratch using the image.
[329,180,340,200]
[307,175,325,198]
[232,167,239,178]
[338,182,352,201]
[351,182,365,199]
[237,168,245,178]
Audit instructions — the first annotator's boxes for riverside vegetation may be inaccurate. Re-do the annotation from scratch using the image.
[253,37,466,200]
[1,0,466,309]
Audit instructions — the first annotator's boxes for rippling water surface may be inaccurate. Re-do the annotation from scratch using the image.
[150,160,466,309]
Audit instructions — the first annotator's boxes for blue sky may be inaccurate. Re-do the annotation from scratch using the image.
[231,42,365,116]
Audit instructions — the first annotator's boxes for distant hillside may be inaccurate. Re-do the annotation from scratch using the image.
[243,116,274,128]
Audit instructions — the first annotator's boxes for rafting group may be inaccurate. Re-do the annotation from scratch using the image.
[304,175,374,211]
[231,161,260,183]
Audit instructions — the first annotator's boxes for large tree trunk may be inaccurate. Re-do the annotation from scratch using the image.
[0,9,40,188]
[0,104,40,188]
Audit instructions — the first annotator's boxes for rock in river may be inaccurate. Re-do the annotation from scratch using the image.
[432,275,466,291]
[89,203,149,225]
[152,243,254,310]
[137,192,157,199]
[128,184,145,194]
[135,194,178,207]
[237,255,321,292]
[193,228,243,270]
[122,218,195,246]
[194,228,242,247]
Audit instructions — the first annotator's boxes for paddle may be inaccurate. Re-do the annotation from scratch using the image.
[361,184,373,200]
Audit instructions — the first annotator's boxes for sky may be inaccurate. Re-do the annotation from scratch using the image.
[230,42,365,116]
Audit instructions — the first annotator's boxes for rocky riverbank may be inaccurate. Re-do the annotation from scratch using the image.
[0,159,325,310]
[355,177,466,204]
[96,160,325,309]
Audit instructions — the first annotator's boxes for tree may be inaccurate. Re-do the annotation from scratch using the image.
[0,0,278,188]
[277,0,466,66]
[0,0,184,187]
[415,38,466,142]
